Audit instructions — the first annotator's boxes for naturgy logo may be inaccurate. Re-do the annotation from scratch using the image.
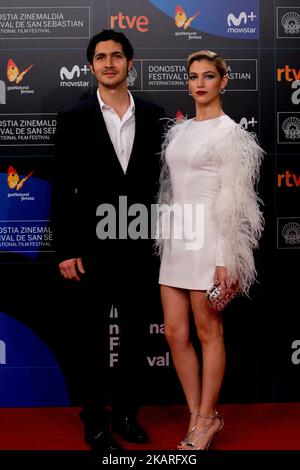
[7,166,33,191]
[7,59,33,84]
[4,58,34,97]
[175,5,200,29]
[110,12,149,32]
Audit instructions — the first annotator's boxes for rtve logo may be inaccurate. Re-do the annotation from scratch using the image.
[227,11,257,26]
[277,67,300,105]
[277,171,300,188]
[110,12,149,32]
[277,65,300,82]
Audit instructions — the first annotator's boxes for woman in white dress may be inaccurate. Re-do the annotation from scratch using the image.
[157,51,264,450]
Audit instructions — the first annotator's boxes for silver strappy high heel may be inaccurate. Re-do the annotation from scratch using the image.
[183,411,224,450]
[177,411,200,450]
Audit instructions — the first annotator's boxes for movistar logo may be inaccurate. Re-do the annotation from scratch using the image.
[59,65,90,88]
[60,65,80,80]
[60,65,90,81]
[227,11,257,26]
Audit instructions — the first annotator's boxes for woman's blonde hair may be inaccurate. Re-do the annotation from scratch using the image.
[187,50,227,77]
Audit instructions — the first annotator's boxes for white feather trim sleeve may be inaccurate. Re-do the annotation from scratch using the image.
[211,124,265,294]
[155,118,185,255]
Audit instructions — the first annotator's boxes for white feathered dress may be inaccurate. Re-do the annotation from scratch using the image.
[157,115,264,295]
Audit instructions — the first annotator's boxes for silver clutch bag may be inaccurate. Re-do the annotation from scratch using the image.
[206,281,239,311]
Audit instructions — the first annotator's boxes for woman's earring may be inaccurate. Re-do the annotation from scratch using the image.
[188,91,192,96]
[220,88,226,94]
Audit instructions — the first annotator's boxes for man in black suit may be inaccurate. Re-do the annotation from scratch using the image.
[55,30,165,453]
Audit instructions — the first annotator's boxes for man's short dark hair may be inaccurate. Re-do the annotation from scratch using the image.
[87,29,134,64]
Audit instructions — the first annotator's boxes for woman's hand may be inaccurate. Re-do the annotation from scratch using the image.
[213,266,239,295]
[213,266,230,294]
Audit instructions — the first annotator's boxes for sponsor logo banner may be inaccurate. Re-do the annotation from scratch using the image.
[59,63,91,88]
[277,62,300,107]
[0,220,53,253]
[226,59,257,91]
[109,11,149,32]
[134,59,257,91]
[0,51,91,112]
[127,63,142,90]
[277,170,300,189]
[0,161,53,255]
[148,0,259,39]
[0,311,68,406]
[142,60,188,90]
[0,114,56,146]
[277,217,300,249]
[277,112,300,144]
[0,6,90,39]
[277,7,300,38]
[239,116,258,130]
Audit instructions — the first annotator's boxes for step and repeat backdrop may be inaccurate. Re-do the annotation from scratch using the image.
[0,0,299,406]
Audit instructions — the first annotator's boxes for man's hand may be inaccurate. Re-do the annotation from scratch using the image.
[59,257,85,281]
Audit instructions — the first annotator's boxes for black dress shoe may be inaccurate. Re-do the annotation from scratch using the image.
[112,416,149,443]
[85,429,123,454]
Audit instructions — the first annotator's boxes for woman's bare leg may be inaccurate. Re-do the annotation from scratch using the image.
[184,290,225,449]
[160,285,202,442]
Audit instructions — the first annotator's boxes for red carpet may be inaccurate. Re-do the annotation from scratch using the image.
[0,403,300,450]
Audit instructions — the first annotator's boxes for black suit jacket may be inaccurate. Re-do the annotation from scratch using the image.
[55,93,165,279]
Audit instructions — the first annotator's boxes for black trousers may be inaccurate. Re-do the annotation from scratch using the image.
[78,255,160,429]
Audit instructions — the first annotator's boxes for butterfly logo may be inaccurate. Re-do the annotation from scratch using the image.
[175,5,200,29]
[7,59,33,84]
[7,166,33,190]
